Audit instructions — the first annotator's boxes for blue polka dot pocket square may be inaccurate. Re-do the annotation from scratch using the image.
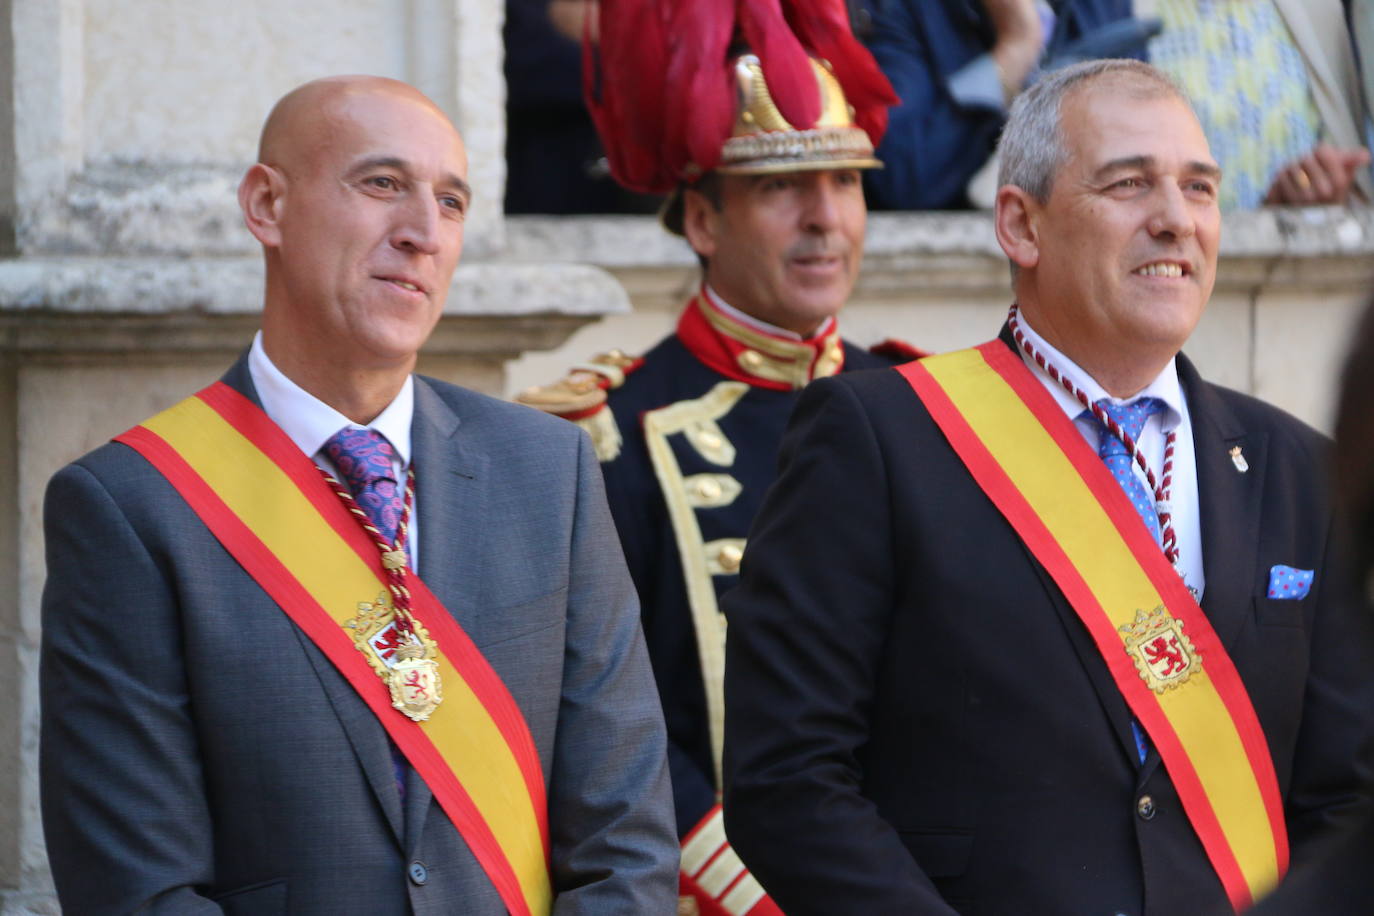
[1267,565,1314,599]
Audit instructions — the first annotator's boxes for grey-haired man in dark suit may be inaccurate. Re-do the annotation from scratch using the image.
[723,58,1374,915]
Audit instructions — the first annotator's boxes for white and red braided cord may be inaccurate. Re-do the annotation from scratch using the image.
[319,467,424,641]
[1007,304,1181,568]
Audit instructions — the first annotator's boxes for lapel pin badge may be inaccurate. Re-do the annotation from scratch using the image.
[1229,445,1248,473]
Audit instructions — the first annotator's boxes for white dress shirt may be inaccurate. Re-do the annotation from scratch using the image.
[1014,315,1205,599]
[247,331,421,571]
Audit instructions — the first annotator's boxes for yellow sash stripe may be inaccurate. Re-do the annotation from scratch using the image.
[923,349,1279,902]
[142,396,553,914]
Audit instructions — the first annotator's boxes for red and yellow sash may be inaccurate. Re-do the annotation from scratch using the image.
[115,382,553,916]
[899,342,1286,911]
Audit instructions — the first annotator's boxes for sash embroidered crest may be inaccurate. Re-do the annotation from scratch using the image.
[1120,605,1200,693]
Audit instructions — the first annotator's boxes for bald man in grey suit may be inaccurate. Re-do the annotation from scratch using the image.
[39,76,677,914]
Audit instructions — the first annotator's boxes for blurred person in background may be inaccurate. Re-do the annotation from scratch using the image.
[1249,298,1374,915]
[863,0,1370,211]
[862,0,1154,209]
[1144,0,1371,208]
[504,0,659,213]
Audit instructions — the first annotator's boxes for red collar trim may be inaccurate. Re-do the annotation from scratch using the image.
[675,295,845,391]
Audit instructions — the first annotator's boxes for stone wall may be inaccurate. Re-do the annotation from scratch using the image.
[2,0,1373,912]
[504,208,1374,435]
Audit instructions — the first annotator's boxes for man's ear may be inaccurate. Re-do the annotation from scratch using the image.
[238,163,287,248]
[681,188,719,261]
[994,184,1041,270]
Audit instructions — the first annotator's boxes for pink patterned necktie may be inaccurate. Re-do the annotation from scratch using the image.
[321,425,410,800]
[322,427,403,543]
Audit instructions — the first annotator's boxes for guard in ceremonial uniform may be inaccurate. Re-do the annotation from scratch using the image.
[517,3,915,914]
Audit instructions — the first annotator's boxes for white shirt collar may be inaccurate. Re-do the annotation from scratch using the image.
[703,284,836,342]
[247,330,414,467]
[1013,312,1184,430]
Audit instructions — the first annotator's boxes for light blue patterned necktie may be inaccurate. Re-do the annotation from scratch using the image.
[1091,398,1166,543]
[1087,397,1166,765]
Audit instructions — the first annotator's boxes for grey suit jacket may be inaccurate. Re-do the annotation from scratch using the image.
[40,358,678,915]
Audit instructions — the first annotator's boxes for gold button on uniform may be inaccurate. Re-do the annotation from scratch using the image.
[739,349,764,370]
[828,344,843,362]
[717,544,744,573]
[696,478,723,502]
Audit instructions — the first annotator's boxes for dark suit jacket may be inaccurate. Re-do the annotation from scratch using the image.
[40,358,678,915]
[721,341,1374,915]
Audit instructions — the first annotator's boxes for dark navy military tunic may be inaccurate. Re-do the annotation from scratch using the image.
[598,302,911,837]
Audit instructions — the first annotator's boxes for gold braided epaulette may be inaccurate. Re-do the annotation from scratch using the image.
[514,350,643,462]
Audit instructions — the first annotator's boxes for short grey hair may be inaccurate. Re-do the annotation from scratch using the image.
[997,59,1192,202]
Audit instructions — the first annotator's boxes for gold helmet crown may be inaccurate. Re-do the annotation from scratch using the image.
[716,54,882,176]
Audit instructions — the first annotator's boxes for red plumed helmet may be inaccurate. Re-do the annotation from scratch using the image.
[583,0,898,196]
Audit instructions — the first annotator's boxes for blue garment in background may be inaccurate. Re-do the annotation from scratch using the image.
[861,0,1143,210]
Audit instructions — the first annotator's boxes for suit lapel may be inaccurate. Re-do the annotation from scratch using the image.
[410,376,483,615]
[220,351,407,843]
[1134,357,1266,783]
[403,376,489,851]
[1181,354,1267,651]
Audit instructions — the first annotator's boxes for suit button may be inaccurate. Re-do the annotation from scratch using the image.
[408,861,429,885]
[739,349,764,371]
[1137,795,1157,821]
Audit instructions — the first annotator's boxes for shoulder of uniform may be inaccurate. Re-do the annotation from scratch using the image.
[513,350,645,461]
[514,349,645,418]
[867,338,929,364]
